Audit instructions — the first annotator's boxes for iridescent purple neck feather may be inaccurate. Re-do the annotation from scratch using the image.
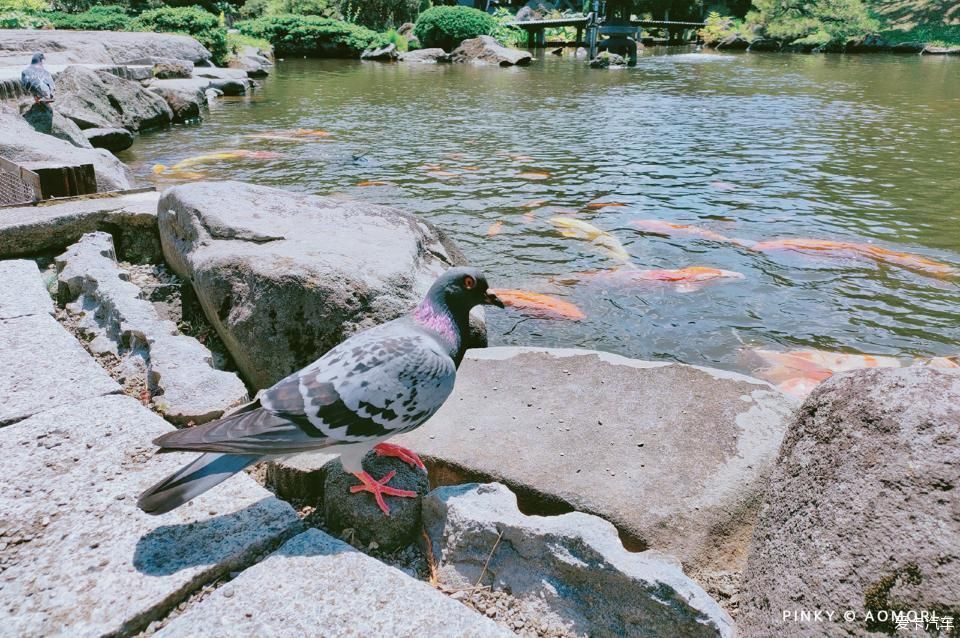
[413,299,461,357]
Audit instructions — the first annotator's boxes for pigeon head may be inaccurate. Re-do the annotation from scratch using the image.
[426,267,503,316]
[31,52,45,65]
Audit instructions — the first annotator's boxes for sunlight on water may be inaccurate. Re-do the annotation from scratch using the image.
[125,48,960,376]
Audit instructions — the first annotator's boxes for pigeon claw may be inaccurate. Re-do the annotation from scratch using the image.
[350,470,417,516]
[373,442,427,472]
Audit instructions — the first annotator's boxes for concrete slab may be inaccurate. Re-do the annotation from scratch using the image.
[156,528,513,638]
[0,313,119,426]
[0,394,301,637]
[0,259,52,319]
[0,190,160,262]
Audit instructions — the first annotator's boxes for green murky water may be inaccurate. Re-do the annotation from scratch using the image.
[125,48,960,376]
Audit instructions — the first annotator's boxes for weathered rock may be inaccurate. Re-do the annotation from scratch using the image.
[152,60,193,79]
[208,78,249,96]
[400,47,451,63]
[747,37,780,52]
[0,259,52,320]
[550,46,564,56]
[361,42,400,61]
[194,67,250,81]
[782,41,818,53]
[148,83,204,122]
[425,483,735,637]
[157,181,478,390]
[738,368,960,637]
[0,105,133,192]
[922,44,960,55]
[575,46,588,58]
[83,127,134,152]
[228,54,271,77]
[589,51,626,68]
[54,66,172,132]
[56,232,249,424]
[0,29,212,67]
[0,190,159,261]
[0,394,300,637]
[715,35,751,50]
[394,347,795,606]
[21,102,92,149]
[845,33,891,52]
[891,40,925,53]
[0,313,119,426]
[397,22,416,39]
[266,450,336,504]
[155,528,513,638]
[450,36,532,66]
[323,452,429,551]
[95,69,173,131]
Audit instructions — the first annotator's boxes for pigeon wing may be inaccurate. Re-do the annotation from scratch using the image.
[153,330,456,455]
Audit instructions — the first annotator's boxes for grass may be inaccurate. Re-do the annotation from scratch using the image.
[868,0,960,45]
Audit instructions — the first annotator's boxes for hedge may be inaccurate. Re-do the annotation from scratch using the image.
[133,6,228,64]
[235,14,383,57]
[413,5,498,51]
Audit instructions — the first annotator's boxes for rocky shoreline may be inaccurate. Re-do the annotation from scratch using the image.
[1,29,958,638]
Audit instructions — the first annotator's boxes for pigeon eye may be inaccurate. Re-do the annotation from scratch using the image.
[463,275,476,290]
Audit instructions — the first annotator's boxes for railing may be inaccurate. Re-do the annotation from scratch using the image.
[0,155,98,207]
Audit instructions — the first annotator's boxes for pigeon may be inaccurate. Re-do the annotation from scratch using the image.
[138,267,503,516]
[21,52,54,104]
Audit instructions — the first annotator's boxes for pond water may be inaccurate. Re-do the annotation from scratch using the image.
[124,48,960,377]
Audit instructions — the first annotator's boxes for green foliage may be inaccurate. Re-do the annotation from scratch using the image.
[381,27,408,51]
[0,0,49,12]
[749,0,879,46]
[48,4,132,30]
[226,29,270,53]
[0,9,51,26]
[698,11,753,44]
[491,6,524,47]
[881,23,960,46]
[413,5,497,50]
[235,14,383,56]
[337,0,419,31]
[267,0,339,17]
[133,6,229,63]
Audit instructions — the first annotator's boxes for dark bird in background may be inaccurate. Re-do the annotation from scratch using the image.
[138,267,504,516]
[21,52,54,104]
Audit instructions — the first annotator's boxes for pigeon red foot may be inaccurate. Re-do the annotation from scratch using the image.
[350,470,417,516]
[373,442,427,471]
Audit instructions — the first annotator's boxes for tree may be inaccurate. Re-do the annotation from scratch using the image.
[748,0,879,45]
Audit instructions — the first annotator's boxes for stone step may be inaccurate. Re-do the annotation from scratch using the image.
[155,528,514,638]
[0,259,52,319]
[0,394,301,637]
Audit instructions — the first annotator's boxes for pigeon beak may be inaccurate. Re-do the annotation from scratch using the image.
[483,290,505,308]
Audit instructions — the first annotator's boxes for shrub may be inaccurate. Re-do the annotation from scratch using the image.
[491,6,524,47]
[698,11,752,45]
[226,29,270,54]
[380,26,407,51]
[267,0,338,17]
[48,5,132,30]
[750,0,879,46]
[236,14,383,56]
[413,5,498,50]
[0,9,51,27]
[337,0,419,31]
[134,6,229,63]
[0,0,49,12]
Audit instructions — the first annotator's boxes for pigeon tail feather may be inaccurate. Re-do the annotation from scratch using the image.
[137,452,261,515]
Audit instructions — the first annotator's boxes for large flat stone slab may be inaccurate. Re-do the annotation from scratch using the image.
[0,394,301,637]
[0,30,211,67]
[0,259,52,319]
[156,528,513,638]
[0,313,119,426]
[0,190,159,262]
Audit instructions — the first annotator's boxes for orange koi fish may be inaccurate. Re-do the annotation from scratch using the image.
[486,221,504,237]
[919,356,960,369]
[152,150,281,173]
[573,266,744,292]
[749,238,957,278]
[585,201,627,210]
[490,289,585,320]
[521,199,547,209]
[427,170,457,178]
[631,220,735,243]
[517,171,550,180]
[751,348,902,399]
[356,180,391,187]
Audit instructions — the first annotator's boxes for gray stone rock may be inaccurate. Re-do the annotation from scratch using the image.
[922,44,960,55]
[148,83,205,123]
[550,46,564,56]
[844,34,891,52]
[589,51,626,68]
[83,127,134,152]
[151,60,193,79]
[323,451,429,551]
[228,47,272,77]
[0,394,300,637]
[157,181,477,390]
[0,313,119,426]
[575,46,588,58]
[0,29,212,67]
[891,40,925,53]
[155,528,512,638]
[782,41,817,53]
[747,38,781,52]
[0,105,133,192]
[194,67,250,81]
[425,483,734,637]
[362,43,400,61]
[0,190,159,261]
[95,69,172,131]
[54,66,172,132]
[56,232,248,424]
[400,47,451,63]
[21,102,92,149]
[0,259,52,319]
[266,450,336,504]
[207,78,249,96]
[450,36,533,66]
[395,347,795,606]
[397,22,415,39]
[738,367,960,638]
[715,35,751,50]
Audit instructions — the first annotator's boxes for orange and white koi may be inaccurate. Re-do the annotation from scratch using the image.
[749,238,957,278]
[631,219,735,243]
[490,289,585,320]
[486,221,504,237]
[152,150,281,173]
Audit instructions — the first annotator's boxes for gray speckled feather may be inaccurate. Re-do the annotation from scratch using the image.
[21,63,54,101]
